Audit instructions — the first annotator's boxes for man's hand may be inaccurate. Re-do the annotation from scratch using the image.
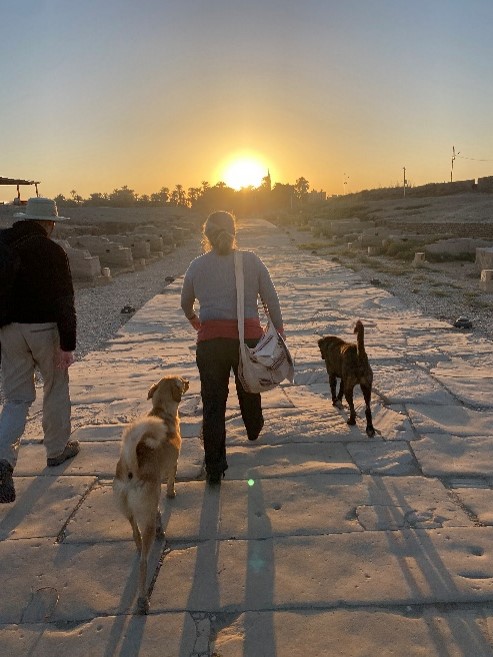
[55,348,75,369]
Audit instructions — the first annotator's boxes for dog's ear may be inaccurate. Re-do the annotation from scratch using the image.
[147,382,158,400]
[171,378,187,402]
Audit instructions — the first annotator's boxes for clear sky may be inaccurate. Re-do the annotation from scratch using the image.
[2,0,493,202]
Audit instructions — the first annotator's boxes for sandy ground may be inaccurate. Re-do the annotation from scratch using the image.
[1,193,492,405]
[284,191,493,343]
[292,237,493,343]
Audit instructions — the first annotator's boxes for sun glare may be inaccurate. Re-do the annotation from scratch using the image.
[222,157,268,190]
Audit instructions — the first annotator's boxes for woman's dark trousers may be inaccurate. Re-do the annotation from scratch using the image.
[196,338,264,477]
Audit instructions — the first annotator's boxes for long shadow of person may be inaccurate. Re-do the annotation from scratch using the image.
[178,483,222,656]
[244,476,277,657]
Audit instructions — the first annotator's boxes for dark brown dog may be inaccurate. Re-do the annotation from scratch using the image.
[318,321,375,437]
[113,375,189,614]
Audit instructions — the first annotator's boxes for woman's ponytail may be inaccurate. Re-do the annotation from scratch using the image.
[202,211,237,254]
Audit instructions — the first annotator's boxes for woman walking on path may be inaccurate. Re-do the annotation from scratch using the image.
[181,211,285,485]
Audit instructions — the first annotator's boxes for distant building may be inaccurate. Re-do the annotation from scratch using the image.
[308,189,327,203]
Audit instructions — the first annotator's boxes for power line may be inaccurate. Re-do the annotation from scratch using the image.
[456,154,493,162]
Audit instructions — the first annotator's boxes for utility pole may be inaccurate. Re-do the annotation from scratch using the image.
[403,167,407,197]
[451,145,460,182]
[343,173,349,195]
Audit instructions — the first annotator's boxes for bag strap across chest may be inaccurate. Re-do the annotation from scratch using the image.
[234,251,246,343]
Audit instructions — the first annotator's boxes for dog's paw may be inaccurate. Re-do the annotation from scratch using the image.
[346,417,356,426]
[366,426,376,438]
[137,596,150,615]
[332,400,344,409]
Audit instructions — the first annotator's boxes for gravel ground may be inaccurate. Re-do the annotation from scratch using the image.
[74,238,201,358]
[1,219,492,406]
[350,259,493,342]
[0,238,201,404]
[75,230,492,349]
[289,230,493,344]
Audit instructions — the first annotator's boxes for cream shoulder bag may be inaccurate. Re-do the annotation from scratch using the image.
[234,251,294,394]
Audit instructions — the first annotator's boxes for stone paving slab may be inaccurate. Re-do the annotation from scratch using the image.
[151,527,493,611]
[225,442,359,478]
[2,614,197,657]
[0,538,138,622]
[14,442,120,478]
[227,407,363,443]
[454,487,493,525]
[405,332,493,362]
[0,476,95,540]
[293,367,332,385]
[427,338,493,360]
[63,475,471,544]
[72,424,126,442]
[212,609,493,657]
[407,403,493,436]
[345,440,420,475]
[430,364,493,409]
[83,389,201,426]
[412,434,493,477]
[372,364,457,405]
[69,381,161,404]
[13,608,490,657]
[367,402,415,441]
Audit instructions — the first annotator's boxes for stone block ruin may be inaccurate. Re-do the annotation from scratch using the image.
[476,246,493,271]
[309,211,493,291]
[0,204,200,285]
[67,235,134,272]
[53,239,102,281]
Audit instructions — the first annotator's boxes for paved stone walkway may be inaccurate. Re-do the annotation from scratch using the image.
[1,218,493,656]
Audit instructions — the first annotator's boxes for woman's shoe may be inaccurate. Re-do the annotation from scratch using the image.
[247,417,264,441]
[207,470,225,485]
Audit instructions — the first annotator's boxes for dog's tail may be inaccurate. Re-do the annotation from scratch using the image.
[354,320,366,358]
[121,417,167,467]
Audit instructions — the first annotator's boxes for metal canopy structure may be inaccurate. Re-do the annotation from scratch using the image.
[0,177,40,201]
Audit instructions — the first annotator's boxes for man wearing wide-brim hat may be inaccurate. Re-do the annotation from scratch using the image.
[0,197,79,503]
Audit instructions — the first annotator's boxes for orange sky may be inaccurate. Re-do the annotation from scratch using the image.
[2,1,493,203]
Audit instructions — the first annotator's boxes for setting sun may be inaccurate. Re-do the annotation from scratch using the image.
[221,156,268,190]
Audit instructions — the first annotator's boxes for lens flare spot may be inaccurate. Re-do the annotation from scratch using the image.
[248,479,255,487]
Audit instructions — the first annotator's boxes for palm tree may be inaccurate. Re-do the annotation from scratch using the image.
[187,187,201,206]
[174,184,186,206]
[294,177,309,203]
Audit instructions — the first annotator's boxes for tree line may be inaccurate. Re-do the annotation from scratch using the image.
[55,176,312,215]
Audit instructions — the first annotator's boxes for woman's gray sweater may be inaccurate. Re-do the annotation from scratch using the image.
[180,249,283,329]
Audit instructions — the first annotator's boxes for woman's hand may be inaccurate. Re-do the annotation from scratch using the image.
[188,314,201,331]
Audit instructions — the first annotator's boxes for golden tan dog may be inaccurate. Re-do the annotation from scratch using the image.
[112,375,189,614]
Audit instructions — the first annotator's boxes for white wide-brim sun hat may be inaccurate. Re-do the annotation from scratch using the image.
[14,197,69,221]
